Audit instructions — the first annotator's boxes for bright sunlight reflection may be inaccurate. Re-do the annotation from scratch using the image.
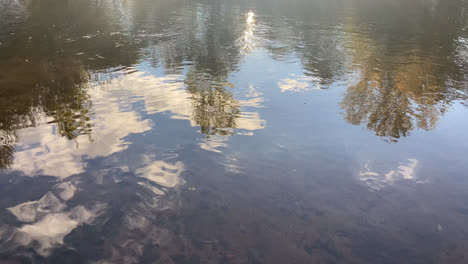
[239,11,256,54]
[247,11,255,24]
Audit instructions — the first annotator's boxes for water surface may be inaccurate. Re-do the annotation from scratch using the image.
[1,0,468,263]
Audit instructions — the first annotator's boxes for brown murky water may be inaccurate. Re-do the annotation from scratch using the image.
[1,0,468,263]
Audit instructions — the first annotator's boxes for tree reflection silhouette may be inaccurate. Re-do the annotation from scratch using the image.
[339,0,468,141]
[0,0,144,167]
[185,71,240,136]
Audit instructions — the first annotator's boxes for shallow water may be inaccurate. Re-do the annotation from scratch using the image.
[1,0,468,263]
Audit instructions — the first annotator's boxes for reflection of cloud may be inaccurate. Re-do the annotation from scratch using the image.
[241,96,264,108]
[118,72,265,141]
[246,84,262,98]
[56,182,77,201]
[11,85,153,178]
[8,192,65,223]
[199,134,229,153]
[278,74,322,92]
[240,85,264,108]
[198,135,242,173]
[136,159,185,188]
[10,71,265,178]
[114,73,194,122]
[17,204,105,256]
[107,72,266,132]
[237,131,254,136]
[3,152,184,258]
[237,112,265,130]
[359,159,421,191]
[219,154,243,174]
[6,181,105,256]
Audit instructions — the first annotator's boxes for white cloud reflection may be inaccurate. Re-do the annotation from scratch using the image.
[136,159,185,188]
[11,84,153,178]
[359,158,422,191]
[8,192,66,223]
[199,134,229,153]
[17,204,105,256]
[278,74,322,92]
[9,69,265,179]
[6,181,106,257]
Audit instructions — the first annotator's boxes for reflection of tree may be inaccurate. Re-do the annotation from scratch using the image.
[0,60,95,166]
[340,54,465,141]
[0,53,96,166]
[2,0,466,156]
[181,6,244,136]
[185,71,240,136]
[242,0,468,141]
[147,2,245,137]
[255,0,347,86]
[0,0,250,168]
[340,0,468,141]
[0,130,15,168]
[341,74,413,141]
[0,0,143,167]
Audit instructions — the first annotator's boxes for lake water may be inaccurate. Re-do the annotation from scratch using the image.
[1,0,468,263]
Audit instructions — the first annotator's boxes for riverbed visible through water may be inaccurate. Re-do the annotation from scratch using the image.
[1,0,468,263]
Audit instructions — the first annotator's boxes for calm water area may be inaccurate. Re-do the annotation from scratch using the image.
[1,0,468,263]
